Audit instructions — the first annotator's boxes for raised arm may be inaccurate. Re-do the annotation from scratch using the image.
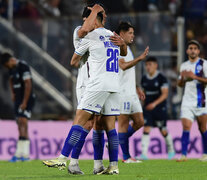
[119,46,149,71]
[78,4,104,38]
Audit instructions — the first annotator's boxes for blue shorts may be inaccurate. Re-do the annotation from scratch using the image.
[143,105,168,130]
[15,95,35,119]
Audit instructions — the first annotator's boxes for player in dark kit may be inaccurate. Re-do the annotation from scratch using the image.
[139,56,175,160]
[0,52,35,162]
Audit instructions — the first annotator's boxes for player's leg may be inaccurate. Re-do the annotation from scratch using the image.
[10,100,32,162]
[140,126,151,160]
[197,114,207,161]
[139,109,153,160]
[43,91,109,170]
[176,118,192,162]
[98,115,119,175]
[10,116,29,162]
[156,108,175,160]
[97,92,119,175]
[69,114,94,175]
[118,114,131,161]
[128,95,144,137]
[176,107,194,161]
[93,115,106,174]
[129,112,144,137]
[159,128,175,160]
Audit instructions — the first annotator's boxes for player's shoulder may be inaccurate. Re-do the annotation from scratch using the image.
[18,60,30,70]
[157,71,167,81]
[73,25,81,33]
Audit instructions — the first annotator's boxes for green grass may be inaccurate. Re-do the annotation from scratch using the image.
[0,159,207,180]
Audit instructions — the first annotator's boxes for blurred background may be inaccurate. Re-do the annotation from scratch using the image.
[0,0,207,121]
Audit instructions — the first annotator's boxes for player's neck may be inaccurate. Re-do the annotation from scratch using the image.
[149,70,157,77]
[189,57,199,63]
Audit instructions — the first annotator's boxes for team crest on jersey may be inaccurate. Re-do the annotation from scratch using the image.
[196,64,203,73]
[99,35,105,41]
[16,73,20,78]
[155,82,159,87]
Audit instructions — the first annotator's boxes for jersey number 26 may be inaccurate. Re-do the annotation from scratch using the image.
[106,48,119,73]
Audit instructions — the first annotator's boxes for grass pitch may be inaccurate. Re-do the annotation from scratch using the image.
[0,159,207,180]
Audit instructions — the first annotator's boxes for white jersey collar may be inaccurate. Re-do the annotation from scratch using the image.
[146,70,159,80]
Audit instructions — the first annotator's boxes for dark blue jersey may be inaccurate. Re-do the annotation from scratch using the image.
[141,71,168,108]
[9,60,34,103]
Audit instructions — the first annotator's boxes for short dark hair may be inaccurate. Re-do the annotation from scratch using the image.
[115,21,134,35]
[82,3,104,22]
[146,56,157,63]
[187,40,200,49]
[0,52,13,65]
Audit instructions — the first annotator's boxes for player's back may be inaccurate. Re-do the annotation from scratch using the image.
[73,26,89,89]
[75,27,120,92]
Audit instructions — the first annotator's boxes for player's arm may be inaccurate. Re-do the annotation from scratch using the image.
[70,53,82,67]
[21,78,32,110]
[136,86,145,101]
[183,70,207,84]
[119,46,149,70]
[177,65,187,87]
[78,4,104,38]
[9,78,15,102]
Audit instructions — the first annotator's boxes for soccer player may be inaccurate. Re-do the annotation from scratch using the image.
[43,8,127,175]
[177,40,207,162]
[140,56,175,160]
[0,52,35,162]
[115,22,149,163]
[69,4,106,175]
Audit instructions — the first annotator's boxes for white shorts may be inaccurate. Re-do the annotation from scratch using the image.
[120,94,143,114]
[76,86,86,108]
[77,90,120,115]
[180,106,207,122]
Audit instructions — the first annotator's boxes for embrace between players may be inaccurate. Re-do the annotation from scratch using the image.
[42,3,207,175]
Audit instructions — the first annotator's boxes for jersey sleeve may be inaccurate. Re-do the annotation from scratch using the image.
[21,64,32,80]
[203,60,207,78]
[73,26,81,48]
[75,38,90,56]
[160,74,168,89]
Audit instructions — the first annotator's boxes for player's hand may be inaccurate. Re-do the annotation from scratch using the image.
[138,46,149,60]
[136,87,145,101]
[110,32,125,47]
[181,70,194,81]
[88,4,104,13]
[145,103,156,110]
[19,102,27,110]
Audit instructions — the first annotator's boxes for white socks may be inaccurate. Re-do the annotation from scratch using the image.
[69,158,78,165]
[141,134,150,156]
[94,160,104,169]
[15,140,30,158]
[165,134,174,153]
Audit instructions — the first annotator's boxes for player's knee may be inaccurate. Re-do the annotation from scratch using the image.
[198,126,207,133]
[160,129,168,137]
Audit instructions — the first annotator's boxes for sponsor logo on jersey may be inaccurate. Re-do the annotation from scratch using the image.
[95,104,102,109]
[111,108,120,111]
[155,82,159,87]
